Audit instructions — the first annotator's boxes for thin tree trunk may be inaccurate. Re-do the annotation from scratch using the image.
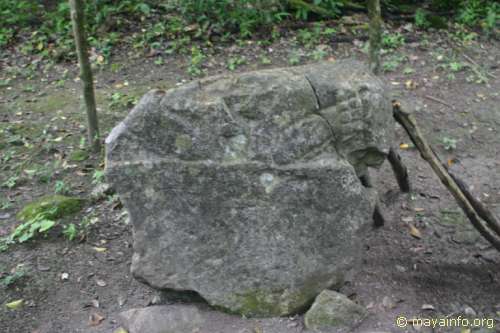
[367,0,382,74]
[70,0,100,152]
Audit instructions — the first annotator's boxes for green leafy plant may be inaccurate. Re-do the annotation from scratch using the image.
[294,0,343,20]
[2,176,19,189]
[92,170,105,185]
[0,199,13,210]
[383,54,407,72]
[415,9,430,28]
[403,67,415,75]
[176,0,289,38]
[0,265,26,288]
[288,51,302,65]
[10,212,56,243]
[54,180,70,195]
[227,56,246,71]
[442,137,457,151]
[187,46,206,76]
[259,55,272,65]
[62,223,77,241]
[449,61,464,72]
[311,47,328,61]
[382,33,405,49]
[109,92,138,109]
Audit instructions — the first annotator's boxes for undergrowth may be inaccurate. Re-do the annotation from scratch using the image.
[0,0,497,62]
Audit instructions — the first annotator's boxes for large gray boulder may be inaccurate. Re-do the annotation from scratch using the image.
[105,60,393,317]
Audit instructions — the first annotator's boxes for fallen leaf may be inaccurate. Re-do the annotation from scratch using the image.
[114,328,128,333]
[93,247,107,253]
[405,80,417,90]
[414,208,425,212]
[89,312,105,326]
[422,304,435,311]
[399,143,410,149]
[410,224,422,239]
[6,299,23,310]
[96,279,107,287]
[91,299,100,308]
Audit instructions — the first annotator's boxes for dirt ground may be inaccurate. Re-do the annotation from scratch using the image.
[0,26,499,333]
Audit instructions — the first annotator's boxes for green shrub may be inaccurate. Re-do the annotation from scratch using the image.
[457,0,499,31]
[174,0,288,37]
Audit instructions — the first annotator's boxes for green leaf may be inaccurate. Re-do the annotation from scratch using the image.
[6,299,23,310]
[39,220,56,232]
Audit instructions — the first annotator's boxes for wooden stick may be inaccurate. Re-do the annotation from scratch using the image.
[446,166,500,236]
[392,101,500,252]
[424,95,455,110]
[387,147,411,193]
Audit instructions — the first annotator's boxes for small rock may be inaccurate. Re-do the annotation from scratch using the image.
[60,272,69,281]
[463,305,476,316]
[119,305,203,333]
[421,304,435,311]
[452,230,480,245]
[0,213,11,220]
[304,290,367,332]
[96,279,107,287]
[395,265,407,273]
[382,296,395,309]
[90,183,115,202]
[118,295,127,307]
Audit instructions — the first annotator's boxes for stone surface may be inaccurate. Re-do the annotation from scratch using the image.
[106,60,393,317]
[119,305,203,333]
[304,290,367,332]
[119,304,304,333]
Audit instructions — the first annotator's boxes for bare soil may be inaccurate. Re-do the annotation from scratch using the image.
[0,27,499,333]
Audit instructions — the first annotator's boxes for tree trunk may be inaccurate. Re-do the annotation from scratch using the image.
[69,0,100,152]
[367,0,382,74]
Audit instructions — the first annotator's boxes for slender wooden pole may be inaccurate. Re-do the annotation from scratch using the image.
[70,0,100,152]
[367,0,382,74]
[393,101,500,252]
[388,148,410,193]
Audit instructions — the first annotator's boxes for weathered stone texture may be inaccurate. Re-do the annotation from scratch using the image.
[106,60,393,317]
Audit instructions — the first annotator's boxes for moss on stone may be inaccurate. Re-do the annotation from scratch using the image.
[17,195,84,221]
[304,290,367,331]
[240,290,281,317]
[228,287,319,317]
[175,134,193,151]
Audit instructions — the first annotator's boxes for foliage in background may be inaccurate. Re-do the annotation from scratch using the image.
[0,0,498,61]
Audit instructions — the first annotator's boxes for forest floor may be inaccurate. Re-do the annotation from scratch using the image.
[0,21,499,333]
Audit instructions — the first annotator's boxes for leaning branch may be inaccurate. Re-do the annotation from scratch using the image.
[392,101,500,252]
